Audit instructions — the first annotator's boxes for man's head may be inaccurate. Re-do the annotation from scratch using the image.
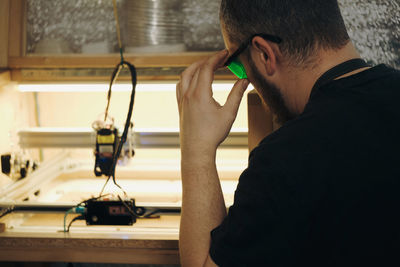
[220,0,351,123]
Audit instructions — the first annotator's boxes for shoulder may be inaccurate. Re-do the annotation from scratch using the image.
[316,64,400,101]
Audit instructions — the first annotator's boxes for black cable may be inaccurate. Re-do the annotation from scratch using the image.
[117,195,160,219]
[98,61,137,197]
[0,206,15,219]
[78,194,111,207]
[117,195,140,217]
[143,209,161,219]
[110,61,137,182]
[104,64,123,122]
[99,176,112,197]
[97,0,136,199]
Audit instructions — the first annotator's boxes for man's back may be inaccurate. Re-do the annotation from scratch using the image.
[210,65,400,266]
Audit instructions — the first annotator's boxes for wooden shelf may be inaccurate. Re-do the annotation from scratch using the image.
[10,66,235,82]
[0,213,180,264]
[0,0,10,68]
[9,53,237,82]
[9,52,216,69]
[6,0,233,82]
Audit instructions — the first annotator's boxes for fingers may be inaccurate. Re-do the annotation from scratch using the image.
[200,50,228,89]
[177,50,229,109]
[176,82,181,104]
[194,50,228,98]
[187,68,201,97]
[224,79,250,115]
[178,59,205,100]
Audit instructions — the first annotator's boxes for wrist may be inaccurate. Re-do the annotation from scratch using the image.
[180,145,217,167]
[181,143,216,157]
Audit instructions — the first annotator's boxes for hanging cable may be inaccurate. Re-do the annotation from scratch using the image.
[98,0,137,197]
[104,0,125,122]
[113,0,124,63]
[98,60,136,197]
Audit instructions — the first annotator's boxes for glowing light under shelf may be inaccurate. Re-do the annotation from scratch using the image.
[18,82,252,92]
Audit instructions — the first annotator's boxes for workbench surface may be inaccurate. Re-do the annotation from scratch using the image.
[0,214,180,264]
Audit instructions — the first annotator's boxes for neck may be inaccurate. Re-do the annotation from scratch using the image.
[279,42,365,115]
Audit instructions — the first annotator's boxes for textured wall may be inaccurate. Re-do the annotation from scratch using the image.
[182,0,224,51]
[339,0,400,68]
[27,0,118,53]
[26,0,399,68]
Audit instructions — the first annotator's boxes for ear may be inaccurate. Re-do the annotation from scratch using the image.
[251,36,277,76]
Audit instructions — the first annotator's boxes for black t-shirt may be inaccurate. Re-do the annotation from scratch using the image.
[210,65,400,267]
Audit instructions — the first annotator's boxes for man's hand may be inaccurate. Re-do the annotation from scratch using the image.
[176,50,250,158]
[176,51,249,267]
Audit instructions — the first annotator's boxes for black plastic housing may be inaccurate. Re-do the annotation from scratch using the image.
[85,199,136,225]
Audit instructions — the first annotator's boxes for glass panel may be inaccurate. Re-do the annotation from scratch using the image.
[26,0,225,55]
[27,0,118,54]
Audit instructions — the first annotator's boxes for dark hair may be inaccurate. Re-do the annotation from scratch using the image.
[220,0,350,66]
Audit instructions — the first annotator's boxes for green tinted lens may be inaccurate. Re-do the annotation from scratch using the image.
[227,58,248,79]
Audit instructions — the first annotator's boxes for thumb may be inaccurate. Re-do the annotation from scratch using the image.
[224,79,250,115]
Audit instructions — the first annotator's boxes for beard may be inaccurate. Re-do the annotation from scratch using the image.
[248,58,297,125]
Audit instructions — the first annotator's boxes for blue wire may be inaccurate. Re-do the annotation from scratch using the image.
[63,207,86,232]
[63,208,73,232]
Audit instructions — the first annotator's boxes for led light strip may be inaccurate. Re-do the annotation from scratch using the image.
[18,82,252,93]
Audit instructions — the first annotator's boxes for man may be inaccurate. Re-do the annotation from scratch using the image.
[176,0,400,266]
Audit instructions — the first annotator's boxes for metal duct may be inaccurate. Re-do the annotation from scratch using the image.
[121,0,185,53]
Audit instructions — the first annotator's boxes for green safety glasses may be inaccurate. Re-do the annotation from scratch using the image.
[224,33,283,79]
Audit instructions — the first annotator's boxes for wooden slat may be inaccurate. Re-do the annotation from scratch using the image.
[0,0,10,68]
[21,0,27,58]
[10,69,177,82]
[8,0,25,58]
[10,68,235,82]
[0,71,11,87]
[9,52,215,69]
[0,237,179,264]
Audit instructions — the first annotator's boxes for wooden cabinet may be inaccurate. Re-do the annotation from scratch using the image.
[5,0,234,82]
[0,0,10,69]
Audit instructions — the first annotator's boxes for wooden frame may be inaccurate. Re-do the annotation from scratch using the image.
[0,0,10,68]
[6,0,235,81]
[8,0,26,59]
[6,0,212,69]
[10,67,234,82]
[9,52,216,69]
[8,52,236,81]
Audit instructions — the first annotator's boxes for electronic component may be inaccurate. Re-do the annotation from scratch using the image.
[1,153,38,180]
[94,128,118,177]
[1,154,11,175]
[85,198,140,226]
